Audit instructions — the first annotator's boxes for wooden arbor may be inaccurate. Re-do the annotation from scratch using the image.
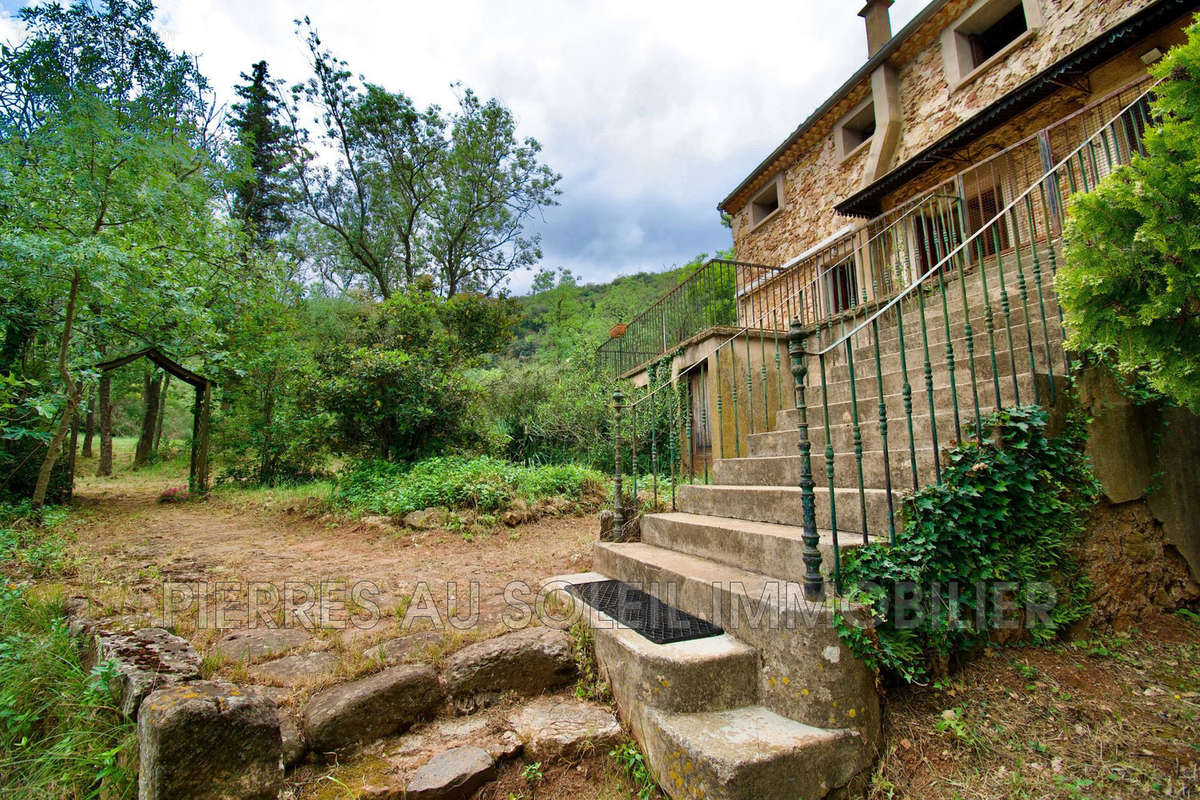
[95,347,214,493]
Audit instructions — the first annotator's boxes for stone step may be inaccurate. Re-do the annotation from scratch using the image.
[806,341,1061,404]
[798,370,1044,422]
[713,447,940,491]
[676,483,896,536]
[592,542,880,739]
[641,512,875,582]
[639,705,868,800]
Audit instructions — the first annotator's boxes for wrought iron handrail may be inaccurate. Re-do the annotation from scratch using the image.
[803,83,1157,359]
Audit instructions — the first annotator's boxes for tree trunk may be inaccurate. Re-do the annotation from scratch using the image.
[32,270,82,510]
[154,373,170,453]
[82,393,96,458]
[133,371,162,468]
[98,373,113,476]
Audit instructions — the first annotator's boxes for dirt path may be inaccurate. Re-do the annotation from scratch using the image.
[64,477,597,669]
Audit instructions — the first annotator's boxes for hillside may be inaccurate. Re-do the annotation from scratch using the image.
[507,250,731,362]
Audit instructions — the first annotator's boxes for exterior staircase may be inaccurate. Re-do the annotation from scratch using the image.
[568,87,1149,800]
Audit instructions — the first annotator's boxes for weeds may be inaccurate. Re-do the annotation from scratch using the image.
[609,740,660,800]
[570,621,611,703]
[333,456,606,518]
[0,586,138,798]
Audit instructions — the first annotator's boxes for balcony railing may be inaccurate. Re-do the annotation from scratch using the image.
[596,258,780,377]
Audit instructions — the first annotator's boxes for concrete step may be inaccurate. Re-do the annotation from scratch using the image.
[714,447,940,491]
[639,705,868,800]
[676,483,896,538]
[592,542,881,738]
[641,512,875,582]
[807,341,1061,403]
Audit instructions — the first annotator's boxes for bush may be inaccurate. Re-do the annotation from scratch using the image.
[0,502,74,577]
[334,456,607,517]
[1058,20,1200,412]
[836,406,1100,684]
[0,586,138,798]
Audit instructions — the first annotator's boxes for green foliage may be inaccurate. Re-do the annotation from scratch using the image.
[313,288,518,461]
[1058,19,1200,412]
[333,456,606,517]
[609,740,660,800]
[569,621,612,702]
[0,586,137,798]
[286,21,560,298]
[836,406,1099,683]
[0,502,73,577]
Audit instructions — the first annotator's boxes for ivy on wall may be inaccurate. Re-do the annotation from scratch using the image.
[836,406,1101,683]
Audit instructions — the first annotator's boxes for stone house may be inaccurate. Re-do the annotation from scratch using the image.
[583,2,1200,797]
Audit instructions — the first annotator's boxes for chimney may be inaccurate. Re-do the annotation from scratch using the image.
[859,0,894,57]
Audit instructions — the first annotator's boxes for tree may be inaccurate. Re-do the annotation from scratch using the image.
[229,60,292,248]
[1059,19,1200,412]
[312,287,517,460]
[0,0,238,506]
[284,19,559,299]
[426,88,561,296]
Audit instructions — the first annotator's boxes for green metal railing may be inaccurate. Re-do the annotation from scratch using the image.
[609,78,1156,599]
[596,258,780,378]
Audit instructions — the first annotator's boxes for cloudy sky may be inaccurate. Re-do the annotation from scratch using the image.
[0,0,929,293]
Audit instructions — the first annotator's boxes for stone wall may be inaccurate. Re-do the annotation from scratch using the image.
[1076,367,1200,586]
[728,0,1173,270]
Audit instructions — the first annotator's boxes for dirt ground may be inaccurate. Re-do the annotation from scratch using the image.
[31,449,1200,799]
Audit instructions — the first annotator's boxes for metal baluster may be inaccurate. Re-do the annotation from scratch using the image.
[894,227,921,489]
[787,318,825,601]
[612,389,625,535]
[818,352,841,594]
[913,212,943,483]
[1006,200,1040,404]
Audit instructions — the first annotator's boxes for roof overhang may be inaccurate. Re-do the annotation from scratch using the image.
[835,0,1199,218]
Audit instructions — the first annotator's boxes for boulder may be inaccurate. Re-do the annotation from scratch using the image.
[443,627,576,709]
[362,631,443,665]
[405,746,497,800]
[88,627,200,717]
[137,681,283,800]
[253,651,339,686]
[302,664,441,754]
[212,627,312,663]
[403,507,447,529]
[506,697,622,761]
[280,713,307,768]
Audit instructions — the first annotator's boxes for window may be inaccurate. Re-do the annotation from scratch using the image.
[942,0,1041,90]
[749,178,783,228]
[836,97,876,159]
[967,3,1027,67]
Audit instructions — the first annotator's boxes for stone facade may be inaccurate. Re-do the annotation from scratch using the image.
[726,0,1177,271]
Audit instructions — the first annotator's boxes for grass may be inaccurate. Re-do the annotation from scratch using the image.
[869,613,1200,799]
[0,586,138,799]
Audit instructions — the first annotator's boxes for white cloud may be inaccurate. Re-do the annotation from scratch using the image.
[6,0,934,292]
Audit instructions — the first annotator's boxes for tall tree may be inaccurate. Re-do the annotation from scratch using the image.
[284,19,559,298]
[0,0,235,507]
[427,88,560,296]
[229,60,292,248]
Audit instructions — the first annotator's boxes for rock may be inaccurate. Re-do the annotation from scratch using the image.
[403,507,447,529]
[443,627,576,709]
[63,595,90,619]
[213,627,312,663]
[362,631,443,665]
[302,664,441,753]
[253,651,339,686]
[405,746,496,800]
[280,713,307,767]
[506,697,622,761]
[484,730,523,761]
[88,627,200,717]
[137,681,283,800]
[361,514,394,532]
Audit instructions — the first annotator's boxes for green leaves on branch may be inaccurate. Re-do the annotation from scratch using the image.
[1058,17,1200,412]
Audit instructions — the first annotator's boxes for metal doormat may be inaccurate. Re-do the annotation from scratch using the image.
[567,579,723,645]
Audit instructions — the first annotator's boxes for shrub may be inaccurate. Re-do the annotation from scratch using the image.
[334,456,607,517]
[836,406,1100,683]
[0,586,137,798]
[1058,19,1200,412]
[0,502,74,578]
